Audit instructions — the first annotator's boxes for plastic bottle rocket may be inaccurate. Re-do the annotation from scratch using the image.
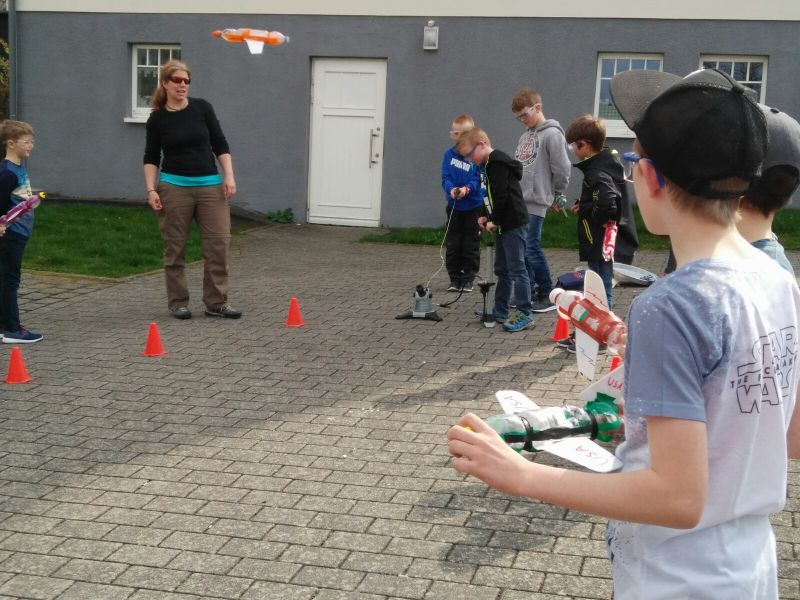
[550,288,626,352]
[0,192,44,226]
[485,399,621,453]
[212,28,290,46]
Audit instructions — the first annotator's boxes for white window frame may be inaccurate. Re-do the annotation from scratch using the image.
[126,44,182,123]
[594,53,663,139]
[699,55,767,103]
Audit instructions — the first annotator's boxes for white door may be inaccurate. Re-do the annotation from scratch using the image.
[308,58,386,226]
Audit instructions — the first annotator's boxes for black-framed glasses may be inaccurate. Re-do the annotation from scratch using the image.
[622,152,665,188]
[462,143,479,160]
[168,76,191,85]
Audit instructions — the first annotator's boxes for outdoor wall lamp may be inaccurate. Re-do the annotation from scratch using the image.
[423,20,439,50]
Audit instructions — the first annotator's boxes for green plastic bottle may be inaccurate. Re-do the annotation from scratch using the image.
[486,396,621,452]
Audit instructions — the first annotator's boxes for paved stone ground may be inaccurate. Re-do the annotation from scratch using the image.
[0,223,797,600]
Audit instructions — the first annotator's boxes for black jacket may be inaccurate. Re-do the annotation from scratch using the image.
[574,148,626,261]
[482,149,529,233]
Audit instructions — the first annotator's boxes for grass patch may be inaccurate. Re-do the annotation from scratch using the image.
[22,202,248,278]
[361,206,800,252]
[772,208,800,249]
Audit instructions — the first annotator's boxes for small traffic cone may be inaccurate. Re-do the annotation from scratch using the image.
[549,315,570,342]
[285,297,305,327]
[141,322,167,357]
[609,355,623,371]
[5,346,31,384]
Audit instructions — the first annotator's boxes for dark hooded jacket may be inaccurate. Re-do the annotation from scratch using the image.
[482,149,529,233]
[574,148,634,262]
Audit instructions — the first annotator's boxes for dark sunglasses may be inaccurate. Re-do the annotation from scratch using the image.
[168,76,191,85]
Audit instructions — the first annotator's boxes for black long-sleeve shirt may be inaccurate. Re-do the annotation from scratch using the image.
[143,98,230,177]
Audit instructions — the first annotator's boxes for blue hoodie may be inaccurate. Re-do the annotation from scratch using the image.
[440,147,483,211]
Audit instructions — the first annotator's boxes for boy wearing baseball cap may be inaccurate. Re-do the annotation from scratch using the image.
[737,104,800,276]
[447,68,800,599]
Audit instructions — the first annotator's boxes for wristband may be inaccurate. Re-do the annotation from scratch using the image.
[147,189,156,194]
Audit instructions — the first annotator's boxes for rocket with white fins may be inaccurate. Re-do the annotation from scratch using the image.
[212,28,290,54]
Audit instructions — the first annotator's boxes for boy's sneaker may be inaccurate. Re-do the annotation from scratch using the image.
[460,282,473,293]
[557,333,607,355]
[205,305,242,319]
[474,308,507,323]
[555,333,575,349]
[531,295,557,313]
[447,282,460,292]
[2,327,43,344]
[503,311,534,332]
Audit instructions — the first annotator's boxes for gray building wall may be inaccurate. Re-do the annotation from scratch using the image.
[14,13,800,226]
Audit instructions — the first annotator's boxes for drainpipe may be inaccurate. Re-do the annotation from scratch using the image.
[8,0,17,119]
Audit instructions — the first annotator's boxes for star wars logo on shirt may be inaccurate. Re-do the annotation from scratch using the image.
[515,131,539,167]
[731,326,797,413]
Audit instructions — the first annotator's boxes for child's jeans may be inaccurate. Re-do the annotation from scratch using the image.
[587,259,614,309]
[525,214,553,298]
[0,235,28,332]
[494,226,532,315]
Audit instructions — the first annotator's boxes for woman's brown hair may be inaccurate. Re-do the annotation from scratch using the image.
[150,60,192,110]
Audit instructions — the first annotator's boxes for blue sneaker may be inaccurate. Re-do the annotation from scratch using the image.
[503,311,534,332]
[2,327,43,344]
[474,308,508,323]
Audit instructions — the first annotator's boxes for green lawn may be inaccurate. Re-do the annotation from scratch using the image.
[21,202,247,278]
[17,201,800,278]
[361,206,800,252]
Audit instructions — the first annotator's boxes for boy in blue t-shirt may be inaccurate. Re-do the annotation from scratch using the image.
[736,104,800,276]
[0,120,43,344]
[448,69,800,598]
[440,114,483,292]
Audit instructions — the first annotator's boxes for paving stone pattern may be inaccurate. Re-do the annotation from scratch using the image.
[0,223,797,599]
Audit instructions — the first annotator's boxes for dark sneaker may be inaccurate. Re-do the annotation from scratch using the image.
[531,296,557,313]
[2,327,43,344]
[474,308,507,323]
[205,305,242,319]
[460,283,473,293]
[503,311,534,332]
[558,334,606,355]
[447,282,460,292]
[555,333,575,349]
[170,306,192,320]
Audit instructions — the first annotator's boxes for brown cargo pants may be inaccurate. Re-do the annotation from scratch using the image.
[156,182,231,311]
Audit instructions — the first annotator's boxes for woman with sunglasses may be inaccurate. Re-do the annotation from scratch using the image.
[143,59,241,320]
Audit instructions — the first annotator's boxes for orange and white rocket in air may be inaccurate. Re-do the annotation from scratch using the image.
[212,28,290,54]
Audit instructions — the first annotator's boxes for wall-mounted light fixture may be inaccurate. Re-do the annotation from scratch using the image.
[423,20,439,51]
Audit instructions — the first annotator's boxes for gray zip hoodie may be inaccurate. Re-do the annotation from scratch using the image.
[514,119,571,218]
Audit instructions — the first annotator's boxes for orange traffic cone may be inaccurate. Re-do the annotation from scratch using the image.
[141,322,167,356]
[5,346,31,384]
[609,355,623,371]
[549,315,570,342]
[285,297,305,327]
